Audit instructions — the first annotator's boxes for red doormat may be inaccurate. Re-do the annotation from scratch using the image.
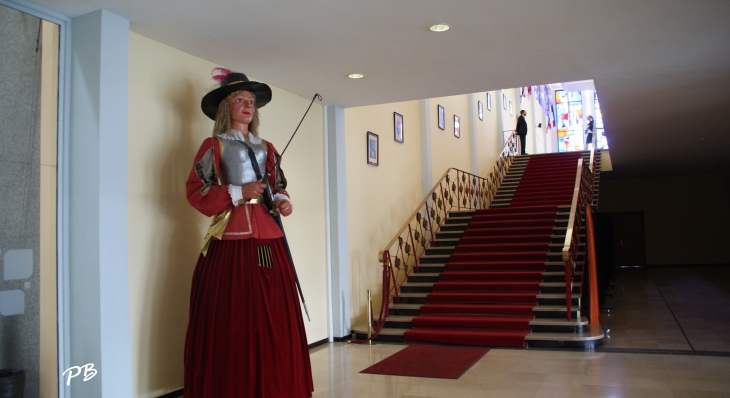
[360,345,489,379]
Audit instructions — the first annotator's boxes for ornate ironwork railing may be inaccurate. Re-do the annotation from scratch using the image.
[355,132,520,343]
[561,148,596,321]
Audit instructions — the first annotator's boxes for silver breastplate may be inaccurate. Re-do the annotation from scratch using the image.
[219,138,268,185]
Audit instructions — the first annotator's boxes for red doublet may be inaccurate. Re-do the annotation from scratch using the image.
[186,137,285,240]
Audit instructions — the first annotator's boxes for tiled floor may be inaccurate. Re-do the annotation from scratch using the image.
[307,266,730,397]
[309,343,730,397]
[599,267,730,352]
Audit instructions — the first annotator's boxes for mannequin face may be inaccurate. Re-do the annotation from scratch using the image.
[228,91,256,130]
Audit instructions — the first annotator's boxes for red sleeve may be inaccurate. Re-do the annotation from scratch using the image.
[186,137,232,217]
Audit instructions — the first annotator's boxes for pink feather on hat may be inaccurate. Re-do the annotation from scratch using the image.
[211,67,232,85]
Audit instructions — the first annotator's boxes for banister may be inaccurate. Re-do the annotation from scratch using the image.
[562,159,584,261]
[356,132,520,343]
[379,133,519,263]
[585,205,600,324]
[560,152,597,322]
[378,168,458,262]
[589,147,595,173]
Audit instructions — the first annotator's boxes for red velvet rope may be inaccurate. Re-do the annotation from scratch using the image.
[351,251,392,344]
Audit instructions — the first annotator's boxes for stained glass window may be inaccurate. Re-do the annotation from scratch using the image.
[555,90,584,152]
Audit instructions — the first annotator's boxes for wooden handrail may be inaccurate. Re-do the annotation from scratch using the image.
[560,151,597,322]
[562,159,584,261]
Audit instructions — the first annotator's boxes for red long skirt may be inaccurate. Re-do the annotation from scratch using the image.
[184,238,314,397]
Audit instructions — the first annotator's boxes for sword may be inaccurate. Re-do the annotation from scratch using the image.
[260,93,322,322]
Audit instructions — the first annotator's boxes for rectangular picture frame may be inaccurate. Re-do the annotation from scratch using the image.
[487,92,492,111]
[438,104,445,130]
[454,115,460,138]
[367,131,379,166]
[478,101,483,121]
[394,112,404,143]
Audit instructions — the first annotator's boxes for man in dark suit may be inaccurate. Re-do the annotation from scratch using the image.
[515,110,528,155]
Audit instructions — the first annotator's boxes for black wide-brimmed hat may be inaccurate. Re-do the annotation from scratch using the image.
[201,72,272,120]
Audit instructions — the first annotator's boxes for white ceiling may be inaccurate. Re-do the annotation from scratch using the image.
[26,0,730,179]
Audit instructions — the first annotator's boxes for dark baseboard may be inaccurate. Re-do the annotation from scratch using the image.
[333,335,351,342]
[645,263,730,268]
[157,388,183,398]
[308,335,351,349]
[308,338,328,349]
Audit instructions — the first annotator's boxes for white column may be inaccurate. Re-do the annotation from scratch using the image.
[324,105,350,339]
[419,99,433,196]
[67,9,131,397]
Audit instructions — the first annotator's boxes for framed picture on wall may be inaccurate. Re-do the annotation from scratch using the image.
[437,105,445,130]
[454,115,460,138]
[367,131,379,166]
[509,101,514,116]
[503,93,507,110]
[478,101,483,121]
[394,112,404,143]
[487,93,492,111]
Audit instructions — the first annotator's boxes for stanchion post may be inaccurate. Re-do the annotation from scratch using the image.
[367,289,372,345]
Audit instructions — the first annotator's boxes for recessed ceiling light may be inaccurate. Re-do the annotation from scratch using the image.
[348,73,364,79]
[430,24,450,32]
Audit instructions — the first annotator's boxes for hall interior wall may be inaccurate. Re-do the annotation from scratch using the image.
[598,173,730,265]
[474,91,501,177]
[429,94,474,182]
[344,101,423,324]
[126,32,328,397]
[344,90,513,326]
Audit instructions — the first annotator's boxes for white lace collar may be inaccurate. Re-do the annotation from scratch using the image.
[218,129,263,145]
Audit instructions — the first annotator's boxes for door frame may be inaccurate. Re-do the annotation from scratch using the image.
[0,1,72,396]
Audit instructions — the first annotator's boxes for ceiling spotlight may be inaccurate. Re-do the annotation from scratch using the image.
[430,24,450,32]
[348,73,364,79]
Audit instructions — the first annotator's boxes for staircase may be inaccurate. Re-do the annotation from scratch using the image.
[354,151,604,348]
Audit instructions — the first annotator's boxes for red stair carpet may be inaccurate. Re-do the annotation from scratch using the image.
[360,345,489,379]
[403,153,583,348]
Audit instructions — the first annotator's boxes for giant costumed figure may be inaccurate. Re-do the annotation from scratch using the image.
[183,68,317,397]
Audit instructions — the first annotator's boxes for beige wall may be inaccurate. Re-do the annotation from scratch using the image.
[127,33,327,397]
[39,19,58,398]
[343,92,520,326]
[344,101,423,324]
[430,95,473,183]
[598,173,730,265]
[475,91,501,177]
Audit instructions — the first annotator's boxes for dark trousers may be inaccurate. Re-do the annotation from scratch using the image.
[517,132,527,155]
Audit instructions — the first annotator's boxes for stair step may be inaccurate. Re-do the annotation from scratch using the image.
[540,282,581,293]
[405,328,528,348]
[532,305,580,319]
[525,324,604,348]
[367,151,603,347]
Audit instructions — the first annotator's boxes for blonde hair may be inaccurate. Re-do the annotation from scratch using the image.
[211,90,261,137]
